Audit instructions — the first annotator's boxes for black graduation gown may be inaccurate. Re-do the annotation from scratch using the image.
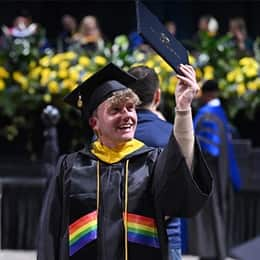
[37,134,212,260]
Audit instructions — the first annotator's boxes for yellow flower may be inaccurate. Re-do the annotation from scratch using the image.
[244,65,258,78]
[39,56,51,67]
[145,60,155,68]
[188,55,196,65]
[40,68,51,86]
[228,68,244,83]
[239,57,256,66]
[51,55,62,65]
[59,61,70,70]
[94,56,107,66]
[58,69,68,79]
[195,68,203,80]
[13,71,28,90]
[0,67,10,78]
[48,81,59,94]
[239,57,259,78]
[227,70,235,82]
[65,51,77,60]
[247,81,257,91]
[235,73,244,83]
[69,69,80,82]
[62,79,76,91]
[20,78,29,90]
[0,79,6,90]
[236,83,246,96]
[203,65,214,80]
[153,54,163,63]
[41,68,51,78]
[29,67,42,79]
[160,60,173,73]
[79,56,90,67]
[43,93,52,103]
[13,71,24,82]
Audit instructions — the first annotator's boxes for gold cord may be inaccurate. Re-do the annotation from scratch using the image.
[124,160,129,260]
[96,161,100,213]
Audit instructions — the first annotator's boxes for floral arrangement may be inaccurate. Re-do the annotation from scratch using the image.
[1,25,260,157]
[188,32,260,119]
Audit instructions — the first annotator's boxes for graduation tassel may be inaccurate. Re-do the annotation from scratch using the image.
[124,160,129,260]
[77,94,83,108]
[96,161,100,211]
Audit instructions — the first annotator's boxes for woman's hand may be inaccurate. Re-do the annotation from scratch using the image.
[175,64,199,110]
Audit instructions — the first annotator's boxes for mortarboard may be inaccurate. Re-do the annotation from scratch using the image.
[136,0,189,75]
[64,63,137,143]
[64,62,137,116]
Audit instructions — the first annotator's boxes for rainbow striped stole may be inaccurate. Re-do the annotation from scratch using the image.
[69,210,98,256]
[125,213,160,248]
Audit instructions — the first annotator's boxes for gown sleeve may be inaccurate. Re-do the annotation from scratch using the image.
[37,154,70,260]
[152,134,213,217]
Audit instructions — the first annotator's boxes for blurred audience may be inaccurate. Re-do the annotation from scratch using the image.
[1,10,50,52]
[187,80,241,260]
[56,14,77,52]
[228,17,253,58]
[189,14,219,55]
[192,14,219,44]
[72,15,105,53]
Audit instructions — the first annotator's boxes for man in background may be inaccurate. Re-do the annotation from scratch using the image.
[128,65,182,260]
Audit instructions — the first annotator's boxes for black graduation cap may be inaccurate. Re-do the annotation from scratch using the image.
[136,0,189,75]
[64,62,137,115]
[64,63,137,144]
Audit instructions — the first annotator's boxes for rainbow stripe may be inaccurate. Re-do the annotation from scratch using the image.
[125,213,160,248]
[69,210,97,256]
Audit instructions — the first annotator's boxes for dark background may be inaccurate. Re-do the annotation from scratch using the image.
[0,0,260,46]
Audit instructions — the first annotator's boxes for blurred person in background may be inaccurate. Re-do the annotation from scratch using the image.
[57,14,78,52]
[187,79,241,260]
[1,9,50,52]
[128,65,182,260]
[228,17,253,58]
[72,15,105,53]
